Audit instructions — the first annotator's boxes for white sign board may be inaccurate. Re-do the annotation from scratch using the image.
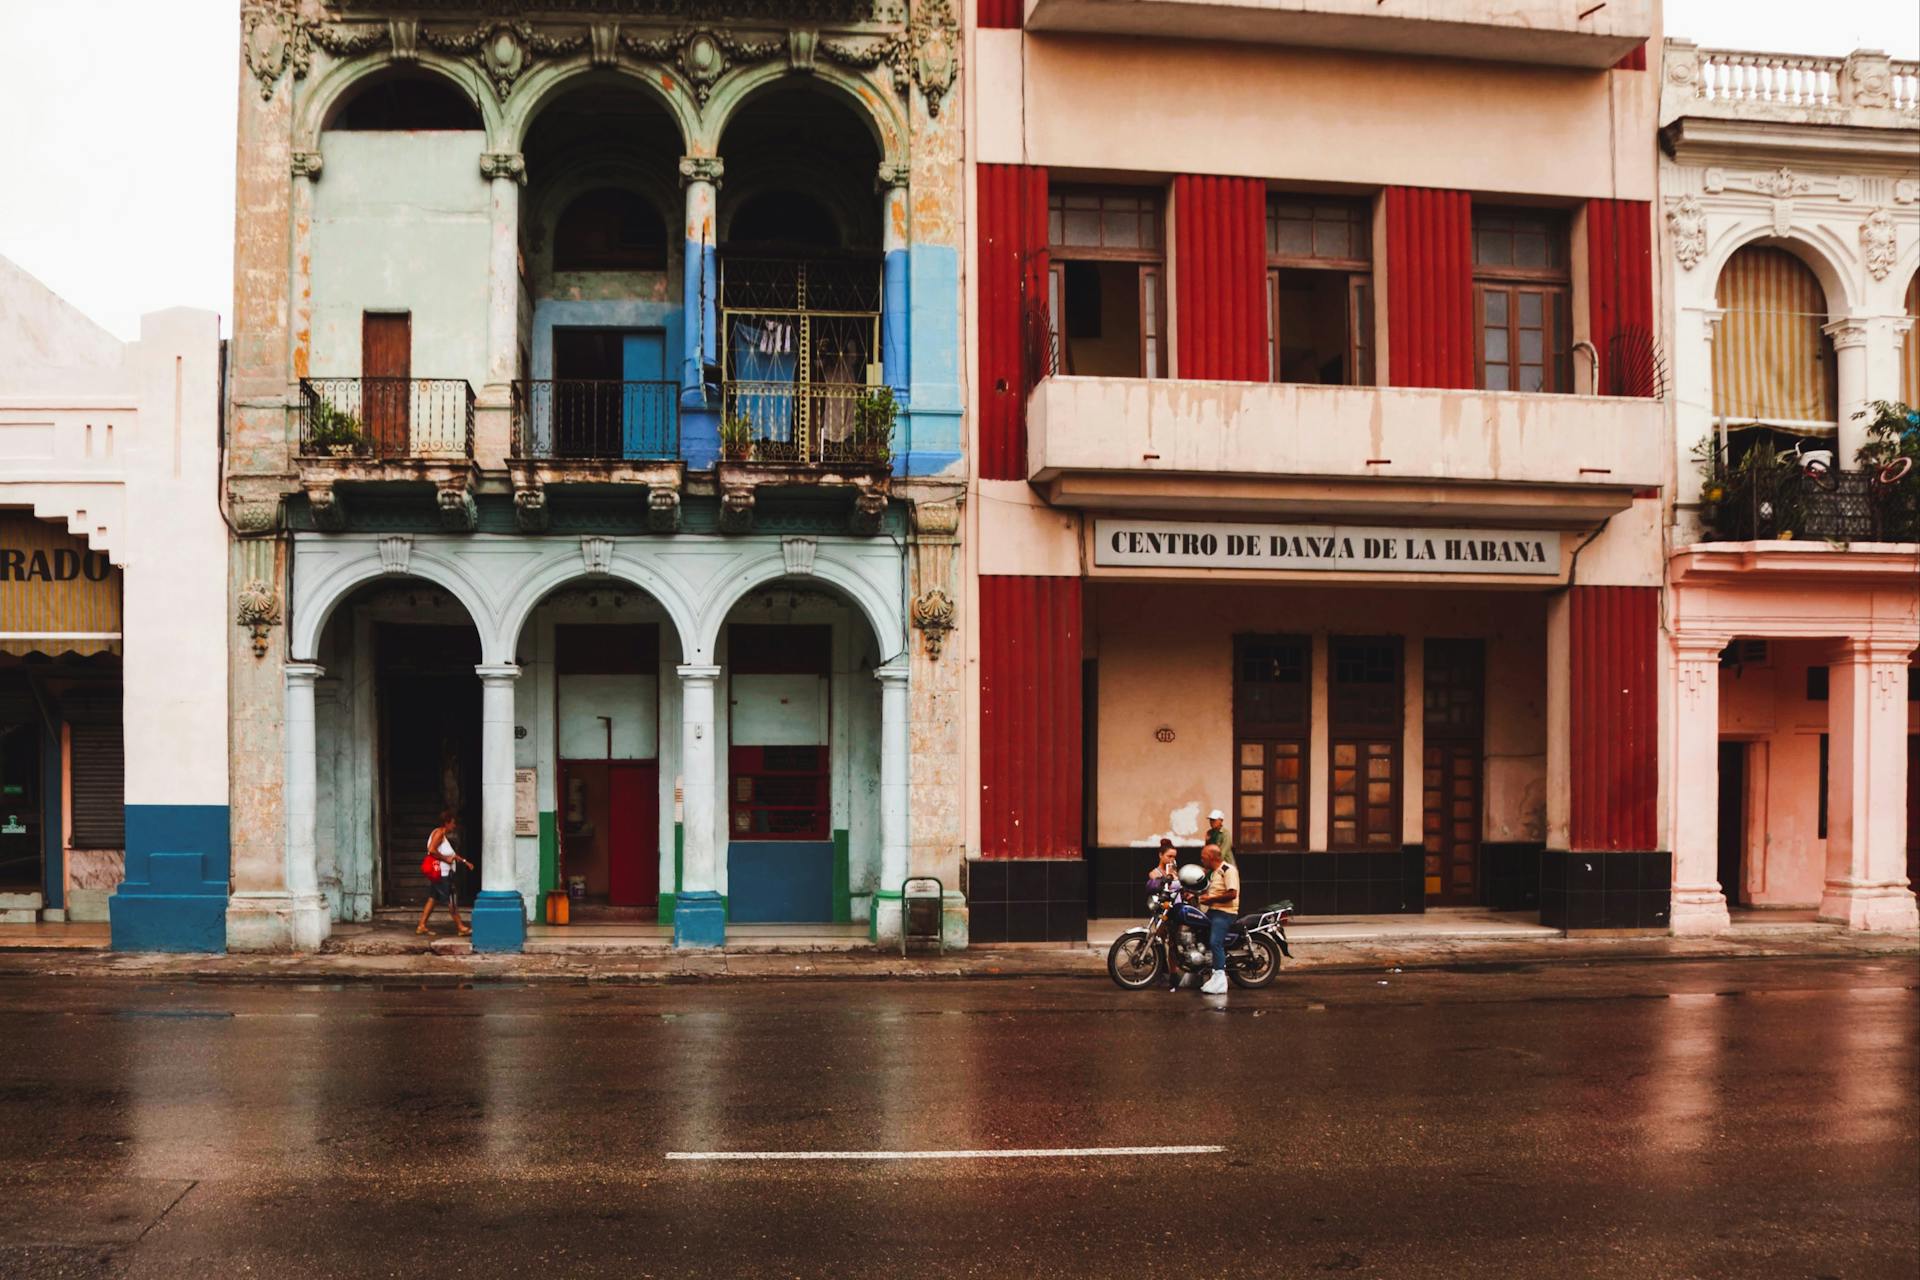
[514,768,538,837]
[1094,519,1561,576]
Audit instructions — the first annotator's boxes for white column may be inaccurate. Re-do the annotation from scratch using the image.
[1819,639,1920,931]
[879,165,910,397]
[282,662,330,950]
[674,664,726,946]
[482,153,525,392]
[470,663,528,950]
[1826,318,1871,462]
[1669,635,1731,935]
[872,660,911,943]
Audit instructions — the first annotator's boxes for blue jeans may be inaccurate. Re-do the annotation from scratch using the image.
[1207,910,1233,973]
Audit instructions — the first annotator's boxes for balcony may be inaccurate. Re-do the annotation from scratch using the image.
[507,380,684,533]
[1661,44,1920,136]
[1021,0,1651,68]
[1026,377,1665,524]
[1701,464,1919,544]
[716,380,896,535]
[295,378,478,531]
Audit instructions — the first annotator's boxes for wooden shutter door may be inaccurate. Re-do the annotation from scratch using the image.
[362,311,412,455]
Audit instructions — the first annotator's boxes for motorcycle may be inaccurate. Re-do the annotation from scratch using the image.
[1107,877,1291,990]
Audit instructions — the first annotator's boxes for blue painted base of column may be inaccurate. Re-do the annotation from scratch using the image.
[469,890,527,952]
[673,890,726,948]
[109,804,230,953]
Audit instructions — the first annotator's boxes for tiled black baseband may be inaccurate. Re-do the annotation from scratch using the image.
[1538,850,1672,930]
[1482,843,1545,912]
[964,859,1087,944]
[1087,846,1426,921]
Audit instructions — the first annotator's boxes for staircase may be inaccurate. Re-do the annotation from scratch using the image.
[0,890,46,924]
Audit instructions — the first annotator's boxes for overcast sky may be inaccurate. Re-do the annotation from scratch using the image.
[0,0,1914,341]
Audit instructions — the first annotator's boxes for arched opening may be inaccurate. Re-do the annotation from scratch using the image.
[1903,270,1919,407]
[712,579,885,928]
[520,83,686,461]
[325,69,485,132]
[508,580,687,925]
[311,578,486,922]
[1712,243,1839,464]
[718,86,886,463]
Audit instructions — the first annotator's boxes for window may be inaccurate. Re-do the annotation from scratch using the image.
[1817,733,1829,839]
[1329,637,1402,851]
[1048,188,1165,378]
[1473,208,1571,393]
[1266,197,1374,386]
[553,189,667,272]
[1232,636,1310,851]
[329,72,483,131]
[1714,246,1837,431]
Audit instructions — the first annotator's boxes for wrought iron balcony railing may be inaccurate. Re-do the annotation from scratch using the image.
[720,380,896,467]
[510,380,679,462]
[298,377,474,460]
[1702,462,1919,543]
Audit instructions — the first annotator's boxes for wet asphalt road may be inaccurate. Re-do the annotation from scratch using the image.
[0,957,1914,1279]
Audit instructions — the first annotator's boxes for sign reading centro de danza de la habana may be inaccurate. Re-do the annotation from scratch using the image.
[1094,518,1561,575]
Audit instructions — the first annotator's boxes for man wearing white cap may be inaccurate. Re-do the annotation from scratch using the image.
[1205,808,1234,864]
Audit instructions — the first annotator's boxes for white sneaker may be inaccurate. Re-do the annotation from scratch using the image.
[1201,970,1228,995]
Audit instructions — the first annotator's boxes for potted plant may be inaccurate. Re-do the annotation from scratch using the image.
[1853,400,1920,541]
[308,399,365,456]
[848,385,897,465]
[720,412,755,462]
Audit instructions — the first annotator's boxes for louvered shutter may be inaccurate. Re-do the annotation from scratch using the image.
[68,720,124,848]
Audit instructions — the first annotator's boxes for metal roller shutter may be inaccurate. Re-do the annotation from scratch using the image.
[68,720,124,849]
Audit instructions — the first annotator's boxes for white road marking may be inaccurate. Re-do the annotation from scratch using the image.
[665,1145,1225,1162]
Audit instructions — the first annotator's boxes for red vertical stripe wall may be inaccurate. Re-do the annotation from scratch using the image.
[1613,45,1648,71]
[1173,175,1269,381]
[1384,187,1476,389]
[978,0,1023,27]
[979,575,1083,859]
[977,163,1049,481]
[1585,199,1654,393]
[1568,586,1659,852]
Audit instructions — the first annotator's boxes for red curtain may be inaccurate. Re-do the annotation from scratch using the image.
[1173,174,1269,382]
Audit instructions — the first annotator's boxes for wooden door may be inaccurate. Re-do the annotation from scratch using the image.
[1717,742,1746,908]
[362,311,412,455]
[620,332,668,458]
[607,761,659,909]
[1422,639,1484,904]
[1329,636,1402,852]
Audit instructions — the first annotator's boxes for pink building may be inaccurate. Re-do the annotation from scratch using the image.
[1660,44,1920,933]
[960,2,1678,940]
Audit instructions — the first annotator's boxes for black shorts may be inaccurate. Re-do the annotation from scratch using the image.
[427,878,454,906]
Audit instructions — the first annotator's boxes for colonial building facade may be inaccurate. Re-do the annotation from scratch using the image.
[1660,43,1920,933]
[224,0,968,952]
[0,258,230,948]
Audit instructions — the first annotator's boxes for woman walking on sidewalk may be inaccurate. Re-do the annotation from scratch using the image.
[417,810,475,937]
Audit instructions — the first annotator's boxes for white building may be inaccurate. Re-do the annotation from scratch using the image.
[0,256,231,947]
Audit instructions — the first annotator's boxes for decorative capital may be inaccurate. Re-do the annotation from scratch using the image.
[875,658,911,686]
[377,534,413,576]
[679,155,724,188]
[480,151,527,184]
[877,159,911,191]
[782,536,818,576]
[474,662,522,687]
[291,150,324,181]
[911,588,956,660]
[676,663,722,687]
[580,535,615,576]
[1822,318,1871,350]
[1667,195,1707,272]
[284,661,325,688]
[231,499,280,534]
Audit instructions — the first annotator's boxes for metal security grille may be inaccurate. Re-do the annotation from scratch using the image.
[720,256,884,463]
[68,720,124,849]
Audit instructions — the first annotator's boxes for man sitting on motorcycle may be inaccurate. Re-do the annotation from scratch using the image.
[1196,843,1239,995]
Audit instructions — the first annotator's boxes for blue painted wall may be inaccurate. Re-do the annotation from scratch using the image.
[904,243,962,476]
[728,840,835,923]
[109,804,230,952]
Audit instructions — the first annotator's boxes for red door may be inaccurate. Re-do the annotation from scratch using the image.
[362,311,412,455]
[608,761,659,908]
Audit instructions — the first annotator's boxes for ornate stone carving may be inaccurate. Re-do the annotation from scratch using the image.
[678,155,725,187]
[480,152,528,184]
[789,28,818,72]
[911,500,959,537]
[421,21,586,100]
[377,535,413,576]
[876,159,911,191]
[388,19,420,61]
[290,150,324,181]
[1860,209,1898,281]
[647,486,682,532]
[1702,167,1725,194]
[1836,175,1860,202]
[589,21,620,67]
[782,536,818,576]
[1667,195,1707,271]
[231,499,280,534]
[580,536,615,576]
[1756,167,1811,200]
[1844,50,1893,109]
[1822,319,1870,351]
[719,485,756,534]
[906,0,960,117]
[849,488,887,535]
[436,485,478,532]
[513,487,549,532]
[912,588,955,660]
[1896,180,1918,205]
[306,22,387,59]
[306,483,347,531]
[237,580,282,659]
[243,3,311,100]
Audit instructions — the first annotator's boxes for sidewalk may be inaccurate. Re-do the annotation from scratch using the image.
[0,911,1911,984]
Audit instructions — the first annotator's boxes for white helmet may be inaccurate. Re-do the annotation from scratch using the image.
[1177,865,1208,890]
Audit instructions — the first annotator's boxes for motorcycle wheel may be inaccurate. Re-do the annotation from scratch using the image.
[1107,932,1165,989]
[1229,935,1281,989]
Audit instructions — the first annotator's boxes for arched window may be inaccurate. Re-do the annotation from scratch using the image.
[329,72,483,131]
[1712,245,1836,431]
[552,189,667,272]
[727,191,841,251]
[1903,272,1918,407]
